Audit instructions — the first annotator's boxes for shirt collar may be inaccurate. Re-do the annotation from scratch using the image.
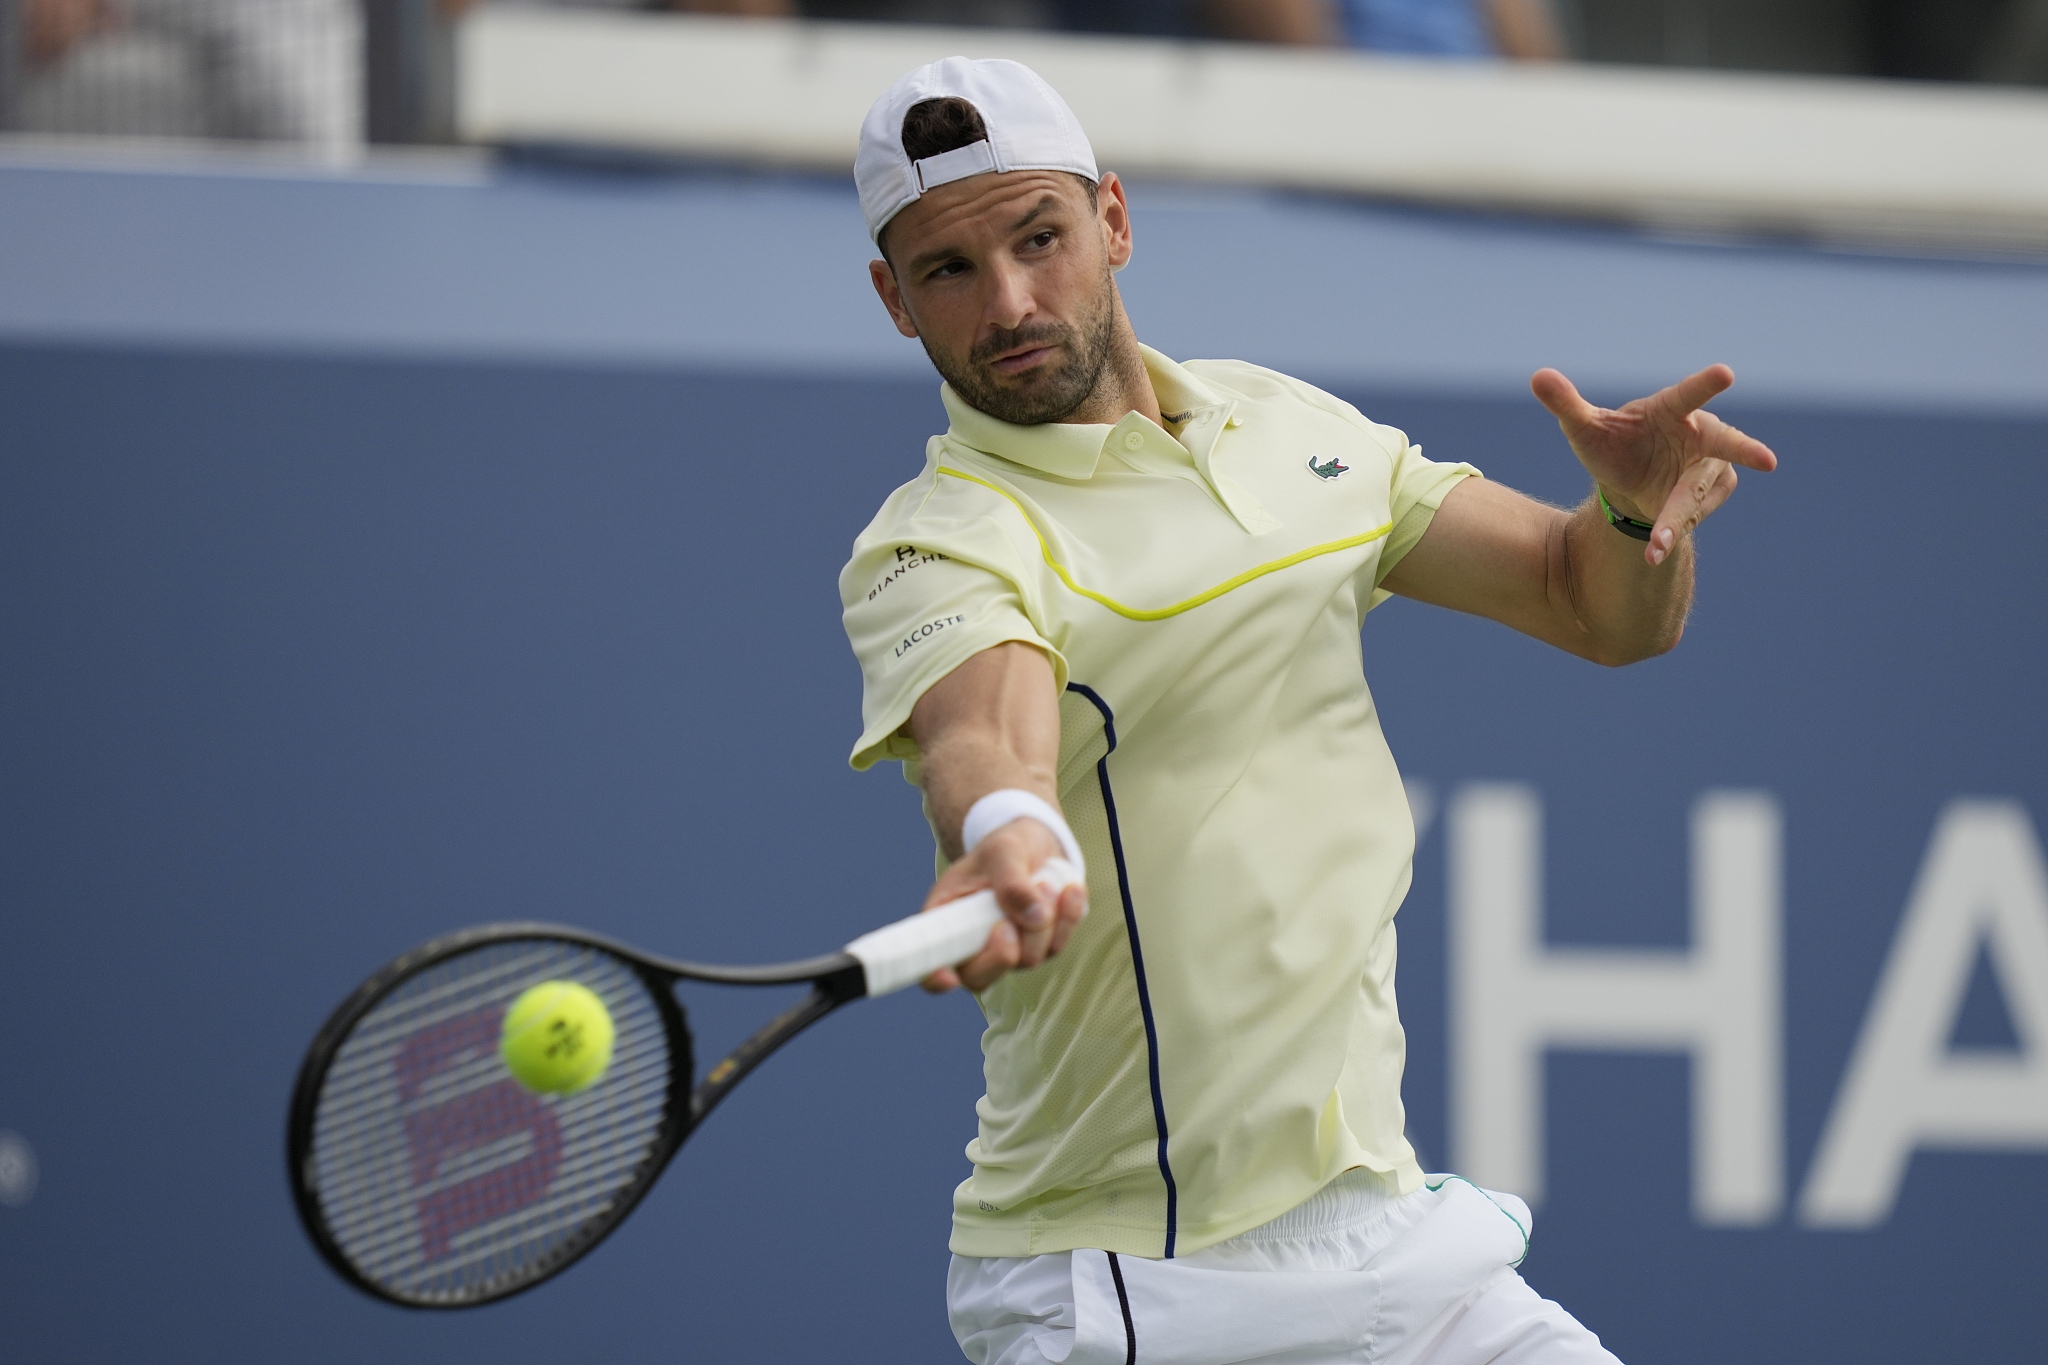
[939,345,1230,480]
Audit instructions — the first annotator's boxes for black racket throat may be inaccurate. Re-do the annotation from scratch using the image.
[689,969,862,1128]
[287,923,868,1310]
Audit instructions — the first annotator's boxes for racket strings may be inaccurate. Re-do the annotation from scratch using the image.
[306,941,679,1304]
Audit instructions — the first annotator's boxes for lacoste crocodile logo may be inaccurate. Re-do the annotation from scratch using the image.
[1307,454,1350,481]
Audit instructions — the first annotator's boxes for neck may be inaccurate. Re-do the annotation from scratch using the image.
[1060,301,1159,428]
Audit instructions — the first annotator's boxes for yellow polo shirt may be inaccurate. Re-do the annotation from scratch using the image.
[841,346,1478,1260]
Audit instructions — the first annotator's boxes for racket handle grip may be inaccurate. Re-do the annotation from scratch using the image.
[845,858,1083,998]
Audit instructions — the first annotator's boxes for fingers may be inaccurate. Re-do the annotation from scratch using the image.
[955,919,1022,994]
[1047,884,1088,957]
[1556,366,1769,564]
[1637,408,1774,564]
[1530,368,1599,432]
[949,889,1086,993]
[918,819,1090,994]
[981,833,1059,967]
[1695,409,1778,473]
[1658,364,1735,418]
[1649,458,1739,566]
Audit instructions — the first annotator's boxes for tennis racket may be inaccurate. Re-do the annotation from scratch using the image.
[286,860,1078,1308]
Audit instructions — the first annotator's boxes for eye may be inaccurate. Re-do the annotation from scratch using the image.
[1026,230,1057,250]
[927,258,970,281]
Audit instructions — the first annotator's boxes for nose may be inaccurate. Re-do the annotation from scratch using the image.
[982,254,1036,336]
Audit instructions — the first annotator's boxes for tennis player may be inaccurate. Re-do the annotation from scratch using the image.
[841,58,1776,1365]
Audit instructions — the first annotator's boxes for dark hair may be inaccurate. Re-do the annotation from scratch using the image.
[901,97,989,162]
[881,96,1098,262]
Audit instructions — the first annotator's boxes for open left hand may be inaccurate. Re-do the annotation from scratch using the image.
[1532,365,1778,566]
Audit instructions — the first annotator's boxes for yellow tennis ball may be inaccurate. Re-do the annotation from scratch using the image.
[500,981,615,1095]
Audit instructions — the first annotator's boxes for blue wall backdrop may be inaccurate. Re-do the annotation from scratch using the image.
[1,156,2045,1364]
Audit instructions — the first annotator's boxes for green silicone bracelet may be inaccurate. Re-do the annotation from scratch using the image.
[1599,489,1655,542]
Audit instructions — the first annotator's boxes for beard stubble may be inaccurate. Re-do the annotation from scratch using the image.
[923,270,1121,427]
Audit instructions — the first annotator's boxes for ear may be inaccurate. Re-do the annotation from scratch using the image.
[1098,173,1134,273]
[869,257,921,339]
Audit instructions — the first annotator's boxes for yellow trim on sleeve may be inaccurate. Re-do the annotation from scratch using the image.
[937,466,1393,622]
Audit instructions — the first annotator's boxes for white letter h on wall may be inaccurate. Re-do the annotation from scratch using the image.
[1448,784,1783,1226]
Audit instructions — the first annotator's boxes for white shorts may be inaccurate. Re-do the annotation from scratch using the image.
[948,1172,1622,1365]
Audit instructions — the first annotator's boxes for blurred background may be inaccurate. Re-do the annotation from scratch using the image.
[5,0,2048,149]
[12,0,2048,153]
[2,3,2046,1364]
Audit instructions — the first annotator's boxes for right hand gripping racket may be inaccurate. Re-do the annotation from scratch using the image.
[286,860,1079,1308]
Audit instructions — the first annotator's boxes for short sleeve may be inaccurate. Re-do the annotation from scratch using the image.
[841,534,1064,772]
[1371,437,1481,599]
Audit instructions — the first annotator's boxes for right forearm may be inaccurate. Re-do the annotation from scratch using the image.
[920,734,1058,861]
[904,642,1082,993]
[908,642,1062,860]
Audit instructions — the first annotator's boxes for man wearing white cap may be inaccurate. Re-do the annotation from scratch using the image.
[841,56,1775,1365]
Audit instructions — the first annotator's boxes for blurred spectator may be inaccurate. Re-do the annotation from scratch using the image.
[1046,0,1328,40]
[675,0,796,12]
[17,0,362,150]
[1051,0,1562,57]
[1045,0,1189,35]
[512,0,1046,25]
[446,0,1562,60]
[433,0,800,15]
[1201,0,1336,43]
[1471,0,1564,59]
[1280,0,1565,58]
[24,0,120,64]
[799,1,1052,27]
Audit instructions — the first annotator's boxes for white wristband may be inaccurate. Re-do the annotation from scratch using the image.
[961,789,1085,878]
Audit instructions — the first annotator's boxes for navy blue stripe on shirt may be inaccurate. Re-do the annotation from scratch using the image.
[1066,682,1179,1259]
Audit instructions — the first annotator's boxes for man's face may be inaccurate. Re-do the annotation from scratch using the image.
[871,171,1133,426]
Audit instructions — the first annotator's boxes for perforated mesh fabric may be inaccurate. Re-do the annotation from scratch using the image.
[305,940,677,1304]
[952,699,1172,1255]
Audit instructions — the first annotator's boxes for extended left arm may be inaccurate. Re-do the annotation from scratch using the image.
[1380,365,1777,667]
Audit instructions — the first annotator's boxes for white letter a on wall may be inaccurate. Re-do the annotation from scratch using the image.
[1798,801,2048,1228]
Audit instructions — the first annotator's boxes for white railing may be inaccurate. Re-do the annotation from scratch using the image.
[459,10,2048,252]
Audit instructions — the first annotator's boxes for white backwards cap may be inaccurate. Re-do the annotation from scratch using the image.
[856,56,1098,244]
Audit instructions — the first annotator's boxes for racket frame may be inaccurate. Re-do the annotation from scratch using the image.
[286,921,865,1309]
